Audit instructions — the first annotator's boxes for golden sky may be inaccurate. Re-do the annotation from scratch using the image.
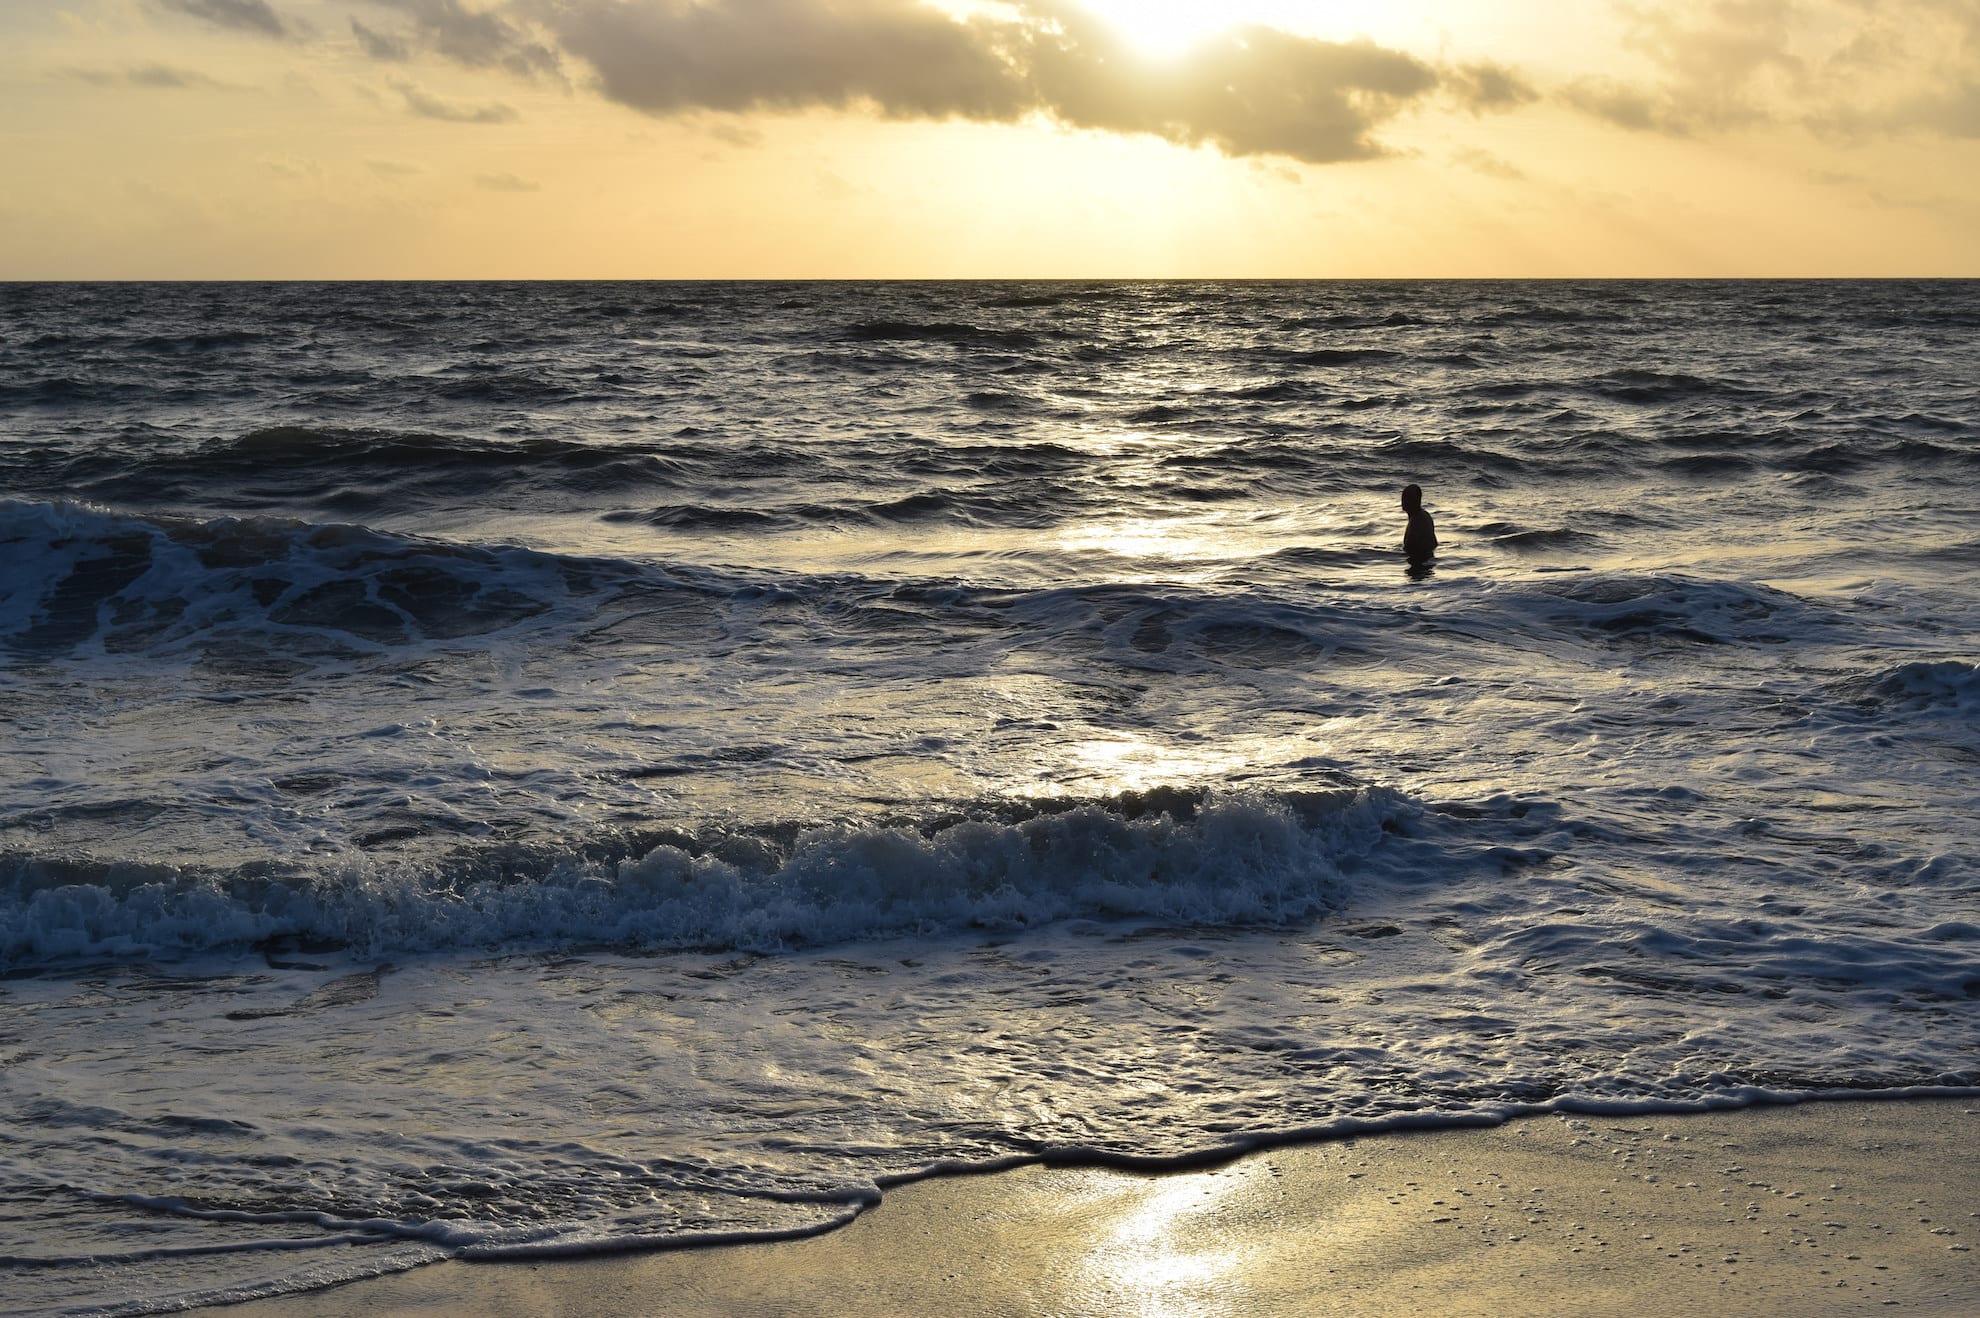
[3,0,1978,277]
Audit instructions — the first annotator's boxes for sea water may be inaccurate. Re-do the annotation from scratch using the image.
[2,280,1976,1314]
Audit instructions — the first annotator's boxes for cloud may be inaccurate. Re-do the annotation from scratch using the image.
[1622,0,1805,86]
[351,19,412,61]
[1451,146,1527,180]
[1019,10,1440,162]
[1912,78,1980,138]
[1561,76,1697,135]
[702,118,765,148]
[156,0,298,40]
[1248,158,1304,185]
[136,0,1980,160]
[355,0,561,78]
[67,63,236,90]
[529,0,1502,165]
[393,79,521,122]
[475,171,542,190]
[1558,0,1980,141]
[544,0,1024,120]
[1444,61,1540,114]
[1611,0,1800,128]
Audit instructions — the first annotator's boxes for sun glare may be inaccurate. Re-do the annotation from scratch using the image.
[1073,0,1237,57]
[1065,0,1409,57]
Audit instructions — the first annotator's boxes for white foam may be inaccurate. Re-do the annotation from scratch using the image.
[0,789,1398,966]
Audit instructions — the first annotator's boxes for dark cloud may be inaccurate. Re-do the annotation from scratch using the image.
[351,19,412,61]
[128,62,229,88]
[1444,61,1540,114]
[356,0,561,78]
[543,0,1024,120]
[475,171,542,190]
[531,0,1493,164]
[157,0,297,40]
[68,63,235,90]
[393,79,521,122]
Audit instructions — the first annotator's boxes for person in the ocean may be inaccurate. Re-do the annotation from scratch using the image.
[1401,483,1437,565]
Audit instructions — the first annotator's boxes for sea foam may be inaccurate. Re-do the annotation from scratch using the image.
[0,788,1403,967]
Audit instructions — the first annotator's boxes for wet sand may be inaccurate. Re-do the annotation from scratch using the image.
[216,1098,1977,1317]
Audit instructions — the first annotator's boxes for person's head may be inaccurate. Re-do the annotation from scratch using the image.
[1401,484,1422,512]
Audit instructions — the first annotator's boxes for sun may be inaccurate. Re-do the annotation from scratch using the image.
[1059,1,1416,58]
[1071,0,1240,58]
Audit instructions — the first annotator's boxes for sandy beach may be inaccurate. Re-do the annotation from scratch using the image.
[210,1097,1976,1317]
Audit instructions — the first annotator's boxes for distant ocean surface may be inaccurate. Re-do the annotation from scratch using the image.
[3,280,1977,1313]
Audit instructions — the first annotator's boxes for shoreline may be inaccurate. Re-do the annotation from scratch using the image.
[210,1095,1978,1316]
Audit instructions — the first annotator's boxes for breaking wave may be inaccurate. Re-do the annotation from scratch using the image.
[0,787,1408,967]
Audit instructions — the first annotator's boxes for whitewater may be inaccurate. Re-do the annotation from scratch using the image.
[1,280,1976,1314]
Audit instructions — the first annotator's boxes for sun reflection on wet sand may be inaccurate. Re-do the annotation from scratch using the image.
[1081,1172,1248,1315]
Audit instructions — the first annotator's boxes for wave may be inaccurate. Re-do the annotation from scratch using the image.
[1218,380,1321,402]
[607,484,1066,533]
[0,786,1407,968]
[963,389,1035,412]
[1505,572,1826,649]
[1269,347,1403,368]
[1482,526,1603,553]
[149,425,693,481]
[1880,437,1980,469]
[1376,435,1529,475]
[129,329,266,353]
[611,502,788,532]
[0,499,626,658]
[1277,310,1427,331]
[0,376,153,405]
[10,418,1969,552]
[841,320,1044,351]
[5,428,716,517]
[424,372,582,405]
[1587,368,1740,403]
[1659,452,1758,477]
[1839,660,1980,715]
[890,441,1087,479]
[9,501,1853,678]
[980,293,1066,309]
[3,501,1349,667]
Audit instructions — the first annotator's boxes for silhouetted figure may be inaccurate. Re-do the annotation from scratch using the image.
[1401,483,1437,569]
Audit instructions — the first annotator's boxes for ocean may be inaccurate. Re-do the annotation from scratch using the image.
[2,279,1976,1314]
